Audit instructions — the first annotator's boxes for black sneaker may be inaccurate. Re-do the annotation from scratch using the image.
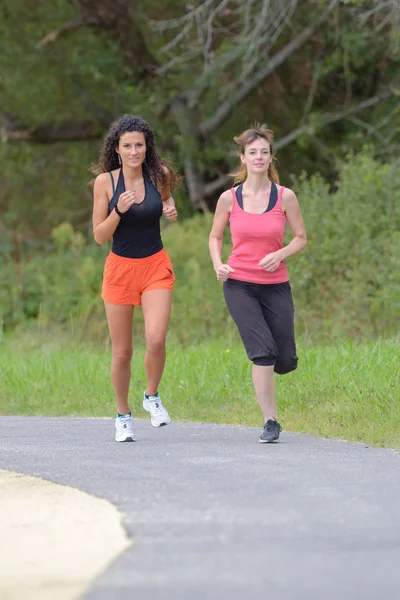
[259,419,282,443]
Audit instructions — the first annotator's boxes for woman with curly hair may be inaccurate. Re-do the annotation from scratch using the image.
[92,114,178,442]
[209,124,307,443]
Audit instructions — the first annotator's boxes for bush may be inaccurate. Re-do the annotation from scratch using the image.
[0,151,399,342]
[291,151,400,339]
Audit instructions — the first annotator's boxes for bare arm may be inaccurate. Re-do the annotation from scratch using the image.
[92,173,135,245]
[161,195,178,222]
[160,168,178,222]
[282,188,307,259]
[92,174,119,246]
[209,190,234,280]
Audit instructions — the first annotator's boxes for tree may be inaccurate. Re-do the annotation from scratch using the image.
[1,0,399,212]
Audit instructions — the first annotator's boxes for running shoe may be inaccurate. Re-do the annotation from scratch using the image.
[115,414,135,442]
[259,419,282,443]
[143,393,171,427]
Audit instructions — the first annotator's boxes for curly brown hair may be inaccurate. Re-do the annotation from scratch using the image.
[90,114,177,193]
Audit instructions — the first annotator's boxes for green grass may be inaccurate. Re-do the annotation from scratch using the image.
[0,330,399,448]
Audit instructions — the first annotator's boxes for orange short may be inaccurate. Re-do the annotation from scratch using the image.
[101,249,175,306]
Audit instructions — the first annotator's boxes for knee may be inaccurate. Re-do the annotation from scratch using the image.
[274,355,298,375]
[146,337,166,355]
[112,347,133,365]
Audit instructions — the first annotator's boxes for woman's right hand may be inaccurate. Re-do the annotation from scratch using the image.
[215,263,234,281]
[116,190,137,214]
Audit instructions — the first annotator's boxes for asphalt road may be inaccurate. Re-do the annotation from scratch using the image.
[1,416,399,600]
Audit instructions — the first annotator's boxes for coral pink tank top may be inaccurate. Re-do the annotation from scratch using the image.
[227,185,289,284]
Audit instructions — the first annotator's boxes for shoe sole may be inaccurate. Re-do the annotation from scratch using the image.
[115,437,135,442]
[259,438,279,443]
[143,402,171,428]
[150,419,171,428]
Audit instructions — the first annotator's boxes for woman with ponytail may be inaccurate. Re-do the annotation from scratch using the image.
[92,115,178,442]
[209,124,307,443]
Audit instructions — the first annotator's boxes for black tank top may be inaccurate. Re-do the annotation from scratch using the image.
[108,169,163,258]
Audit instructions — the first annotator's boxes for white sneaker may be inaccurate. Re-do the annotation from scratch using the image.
[115,414,135,442]
[143,392,171,427]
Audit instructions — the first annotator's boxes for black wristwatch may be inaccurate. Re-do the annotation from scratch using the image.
[115,204,123,217]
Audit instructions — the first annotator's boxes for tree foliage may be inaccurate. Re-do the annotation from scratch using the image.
[0,0,399,229]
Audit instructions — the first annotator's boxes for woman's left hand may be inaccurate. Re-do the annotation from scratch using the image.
[163,205,178,222]
[259,250,284,272]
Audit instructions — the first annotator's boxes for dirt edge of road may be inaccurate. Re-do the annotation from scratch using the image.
[0,469,131,600]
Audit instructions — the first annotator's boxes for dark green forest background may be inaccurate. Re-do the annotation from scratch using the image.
[0,0,399,340]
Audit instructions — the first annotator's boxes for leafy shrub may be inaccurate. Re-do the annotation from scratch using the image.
[0,151,399,343]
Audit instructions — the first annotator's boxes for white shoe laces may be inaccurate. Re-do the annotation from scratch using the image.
[119,416,133,434]
[147,399,166,417]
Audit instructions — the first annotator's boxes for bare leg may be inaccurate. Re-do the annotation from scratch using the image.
[104,302,134,415]
[252,364,276,421]
[141,289,172,396]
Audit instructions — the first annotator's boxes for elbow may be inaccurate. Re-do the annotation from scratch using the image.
[297,233,307,250]
[93,225,112,246]
[209,232,222,245]
[93,231,107,246]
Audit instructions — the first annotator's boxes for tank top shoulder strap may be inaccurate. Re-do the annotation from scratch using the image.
[109,172,116,197]
[277,185,285,211]
[145,174,162,200]
[230,185,241,211]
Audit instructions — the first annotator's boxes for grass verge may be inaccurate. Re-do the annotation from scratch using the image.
[0,330,398,448]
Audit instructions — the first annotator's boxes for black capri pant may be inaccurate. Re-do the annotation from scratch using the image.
[223,279,298,374]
